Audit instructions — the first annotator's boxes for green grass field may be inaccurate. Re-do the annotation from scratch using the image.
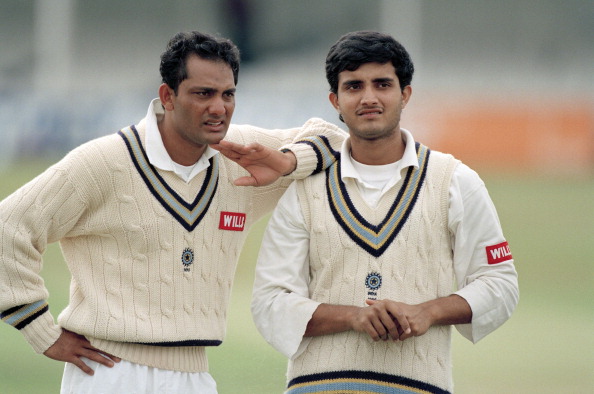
[0,160,592,393]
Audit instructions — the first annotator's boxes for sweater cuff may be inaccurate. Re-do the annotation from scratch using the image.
[281,143,320,180]
[20,310,62,354]
[280,117,344,180]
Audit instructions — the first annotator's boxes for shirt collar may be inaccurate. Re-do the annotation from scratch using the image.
[145,98,218,182]
[340,128,418,187]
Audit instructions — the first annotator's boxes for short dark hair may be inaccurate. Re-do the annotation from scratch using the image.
[160,31,240,93]
[325,31,414,94]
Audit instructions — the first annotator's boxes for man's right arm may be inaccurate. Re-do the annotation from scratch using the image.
[251,183,319,359]
[0,166,71,354]
[0,157,119,374]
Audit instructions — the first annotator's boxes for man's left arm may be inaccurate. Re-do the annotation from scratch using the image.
[375,165,518,343]
[212,117,345,186]
[449,164,520,343]
[210,140,298,186]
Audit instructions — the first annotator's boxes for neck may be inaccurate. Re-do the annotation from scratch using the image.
[158,118,206,166]
[349,131,405,165]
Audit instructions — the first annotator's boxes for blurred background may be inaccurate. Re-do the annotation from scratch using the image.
[0,0,592,393]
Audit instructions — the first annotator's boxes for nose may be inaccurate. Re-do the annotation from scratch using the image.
[361,87,378,106]
[209,96,227,116]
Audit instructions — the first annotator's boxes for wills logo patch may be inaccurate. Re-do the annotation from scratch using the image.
[486,241,512,264]
[219,212,246,231]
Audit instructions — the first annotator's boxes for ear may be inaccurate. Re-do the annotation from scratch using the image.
[158,83,175,110]
[401,85,412,108]
[329,92,340,112]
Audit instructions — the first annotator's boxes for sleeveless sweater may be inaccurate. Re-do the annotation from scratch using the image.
[0,117,344,372]
[289,144,458,394]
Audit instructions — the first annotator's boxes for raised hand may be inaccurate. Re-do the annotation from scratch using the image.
[211,140,296,186]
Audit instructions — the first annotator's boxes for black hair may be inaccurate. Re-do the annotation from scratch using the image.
[325,31,414,94]
[160,31,240,93]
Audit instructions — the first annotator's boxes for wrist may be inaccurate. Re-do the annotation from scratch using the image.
[281,149,297,176]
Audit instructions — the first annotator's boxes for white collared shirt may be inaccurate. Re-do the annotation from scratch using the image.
[252,129,519,359]
[145,98,218,182]
[341,129,420,208]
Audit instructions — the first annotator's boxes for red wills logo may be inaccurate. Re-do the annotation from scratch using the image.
[219,212,246,231]
[486,241,512,264]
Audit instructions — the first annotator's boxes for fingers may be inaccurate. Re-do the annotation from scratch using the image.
[211,141,262,155]
[44,329,120,375]
[233,176,258,187]
[388,308,412,339]
[355,304,392,341]
[364,299,411,341]
[360,313,388,341]
[72,357,95,376]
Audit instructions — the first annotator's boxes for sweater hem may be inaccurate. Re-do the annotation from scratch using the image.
[90,337,209,373]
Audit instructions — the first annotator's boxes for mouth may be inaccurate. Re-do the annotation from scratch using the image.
[357,108,383,117]
[204,120,226,131]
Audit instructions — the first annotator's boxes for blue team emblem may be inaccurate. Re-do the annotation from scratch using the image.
[181,248,194,271]
[365,272,382,290]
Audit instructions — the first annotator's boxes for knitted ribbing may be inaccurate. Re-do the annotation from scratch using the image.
[0,117,345,372]
[291,148,458,393]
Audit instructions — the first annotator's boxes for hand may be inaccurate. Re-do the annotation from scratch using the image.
[365,299,432,341]
[43,329,121,375]
[350,299,412,341]
[210,140,296,186]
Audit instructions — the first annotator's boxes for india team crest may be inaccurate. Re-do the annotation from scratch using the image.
[365,272,382,300]
[181,247,194,272]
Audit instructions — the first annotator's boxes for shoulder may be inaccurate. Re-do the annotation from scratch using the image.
[424,145,458,165]
[54,132,130,182]
[66,132,126,158]
[451,161,486,199]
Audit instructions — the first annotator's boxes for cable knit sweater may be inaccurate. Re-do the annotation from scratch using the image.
[0,117,345,372]
[288,144,458,393]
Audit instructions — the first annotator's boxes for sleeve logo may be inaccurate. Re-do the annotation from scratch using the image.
[219,211,246,231]
[486,241,513,264]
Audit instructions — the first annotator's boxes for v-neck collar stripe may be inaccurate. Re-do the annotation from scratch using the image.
[118,126,219,231]
[326,142,430,257]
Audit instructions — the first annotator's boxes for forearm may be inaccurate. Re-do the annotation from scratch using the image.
[304,304,360,337]
[421,294,472,327]
[305,295,472,341]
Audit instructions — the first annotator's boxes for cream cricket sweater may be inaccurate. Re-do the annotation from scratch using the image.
[0,117,344,372]
[288,144,458,394]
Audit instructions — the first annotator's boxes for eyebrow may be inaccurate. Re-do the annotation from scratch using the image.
[373,77,395,84]
[191,87,237,94]
[341,77,395,88]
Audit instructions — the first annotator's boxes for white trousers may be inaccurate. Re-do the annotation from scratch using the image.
[61,358,217,394]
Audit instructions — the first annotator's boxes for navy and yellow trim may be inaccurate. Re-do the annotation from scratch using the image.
[1,300,49,330]
[294,135,340,175]
[287,370,450,394]
[326,142,430,258]
[118,126,218,232]
[286,371,449,394]
[137,339,222,347]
